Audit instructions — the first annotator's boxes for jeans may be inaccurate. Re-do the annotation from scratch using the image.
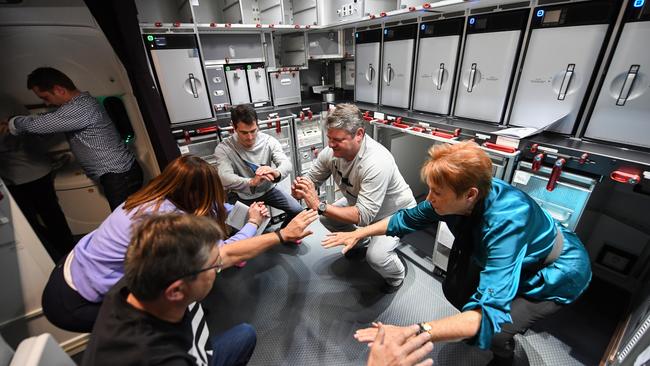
[320,197,405,285]
[99,160,143,211]
[210,323,257,366]
[240,187,303,228]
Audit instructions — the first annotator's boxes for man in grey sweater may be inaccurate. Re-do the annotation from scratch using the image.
[292,104,416,293]
[214,104,303,231]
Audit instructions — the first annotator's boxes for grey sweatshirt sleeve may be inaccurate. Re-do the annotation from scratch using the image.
[304,147,333,186]
[355,162,392,227]
[269,137,293,180]
[213,143,251,191]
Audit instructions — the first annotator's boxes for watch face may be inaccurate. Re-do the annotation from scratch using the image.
[318,201,327,212]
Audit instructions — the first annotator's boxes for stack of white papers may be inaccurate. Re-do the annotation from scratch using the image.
[225,201,271,236]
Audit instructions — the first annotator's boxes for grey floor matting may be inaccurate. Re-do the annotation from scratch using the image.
[202,221,592,365]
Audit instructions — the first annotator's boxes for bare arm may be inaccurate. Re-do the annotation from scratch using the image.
[219,209,317,268]
[321,217,390,254]
[355,310,482,345]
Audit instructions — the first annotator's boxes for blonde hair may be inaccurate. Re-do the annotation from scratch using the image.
[420,141,493,200]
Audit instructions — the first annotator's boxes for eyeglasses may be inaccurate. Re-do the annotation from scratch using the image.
[181,263,222,278]
[169,257,222,285]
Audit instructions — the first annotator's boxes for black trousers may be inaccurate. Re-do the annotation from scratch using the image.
[443,243,563,365]
[488,296,563,365]
[7,172,74,262]
[41,257,101,333]
[99,160,143,211]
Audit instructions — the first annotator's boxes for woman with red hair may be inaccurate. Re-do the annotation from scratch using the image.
[323,141,591,366]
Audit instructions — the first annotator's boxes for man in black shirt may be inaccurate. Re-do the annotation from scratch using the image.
[82,210,318,366]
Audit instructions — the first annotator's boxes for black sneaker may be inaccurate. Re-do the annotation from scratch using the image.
[380,257,408,294]
[380,279,404,294]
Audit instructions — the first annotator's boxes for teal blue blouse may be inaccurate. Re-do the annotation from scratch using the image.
[386,179,591,349]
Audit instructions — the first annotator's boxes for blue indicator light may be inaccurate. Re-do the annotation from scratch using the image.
[355,33,359,38]
[633,0,644,8]
[536,9,545,17]
[421,24,426,30]
[469,17,475,25]
[384,29,388,35]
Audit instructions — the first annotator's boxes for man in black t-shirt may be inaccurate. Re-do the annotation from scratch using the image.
[82,209,318,366]
[81,214,255,366]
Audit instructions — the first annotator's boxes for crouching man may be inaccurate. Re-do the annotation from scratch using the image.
[82,210,317,366]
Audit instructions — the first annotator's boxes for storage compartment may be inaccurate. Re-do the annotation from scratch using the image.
[354,29,382,104]
[508,1,615,134]
[225,66,251,104]
[274,32,308,67]
[294,113,323,174]
[258,0,288,24]
[269,71,301,105]
[584,5,650,148]
[292,0,318,25]
[511,161,596,231]
[247,66,271,103]
[144,34,213,123]
[380,24,417,109]
[135,0,193,23]
[454,10,528,123]
[308,30,344,59]
[200,33,265,64]
[412,18,464,115]
[222,0,260,24]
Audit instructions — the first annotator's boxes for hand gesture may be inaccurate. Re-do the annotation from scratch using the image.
[367,324,433,366]
[279,209,318,242]
[255,165,278,182]
[322,231,361,254]
[291,177,319,210]
[247,202,269,226]
[249,175,266,187]
[355,322,414,345]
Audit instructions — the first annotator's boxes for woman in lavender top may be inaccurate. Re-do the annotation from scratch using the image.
[41,155,267,333]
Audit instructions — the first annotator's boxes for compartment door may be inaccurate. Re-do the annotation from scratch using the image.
[454,30,520,123]
[247,67,270,103]
[585,21,650,148]
[226,68,251,105]
[509,25,608,134]
[150,48,212,123]
[413,35,460,114]
[355,42,381,104]
[380,39,415,108]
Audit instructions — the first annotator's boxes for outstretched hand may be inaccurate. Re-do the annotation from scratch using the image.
[367,324,433,366]
[280,209,318,242]
[322,231,361,254]
[355,322,415,346]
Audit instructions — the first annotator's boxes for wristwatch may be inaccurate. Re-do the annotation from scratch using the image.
[417,322,432,336]
[317,201,328,215]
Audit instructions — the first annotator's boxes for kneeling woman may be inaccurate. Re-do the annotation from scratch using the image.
[42,155,309,333]
[323,141,591,365]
